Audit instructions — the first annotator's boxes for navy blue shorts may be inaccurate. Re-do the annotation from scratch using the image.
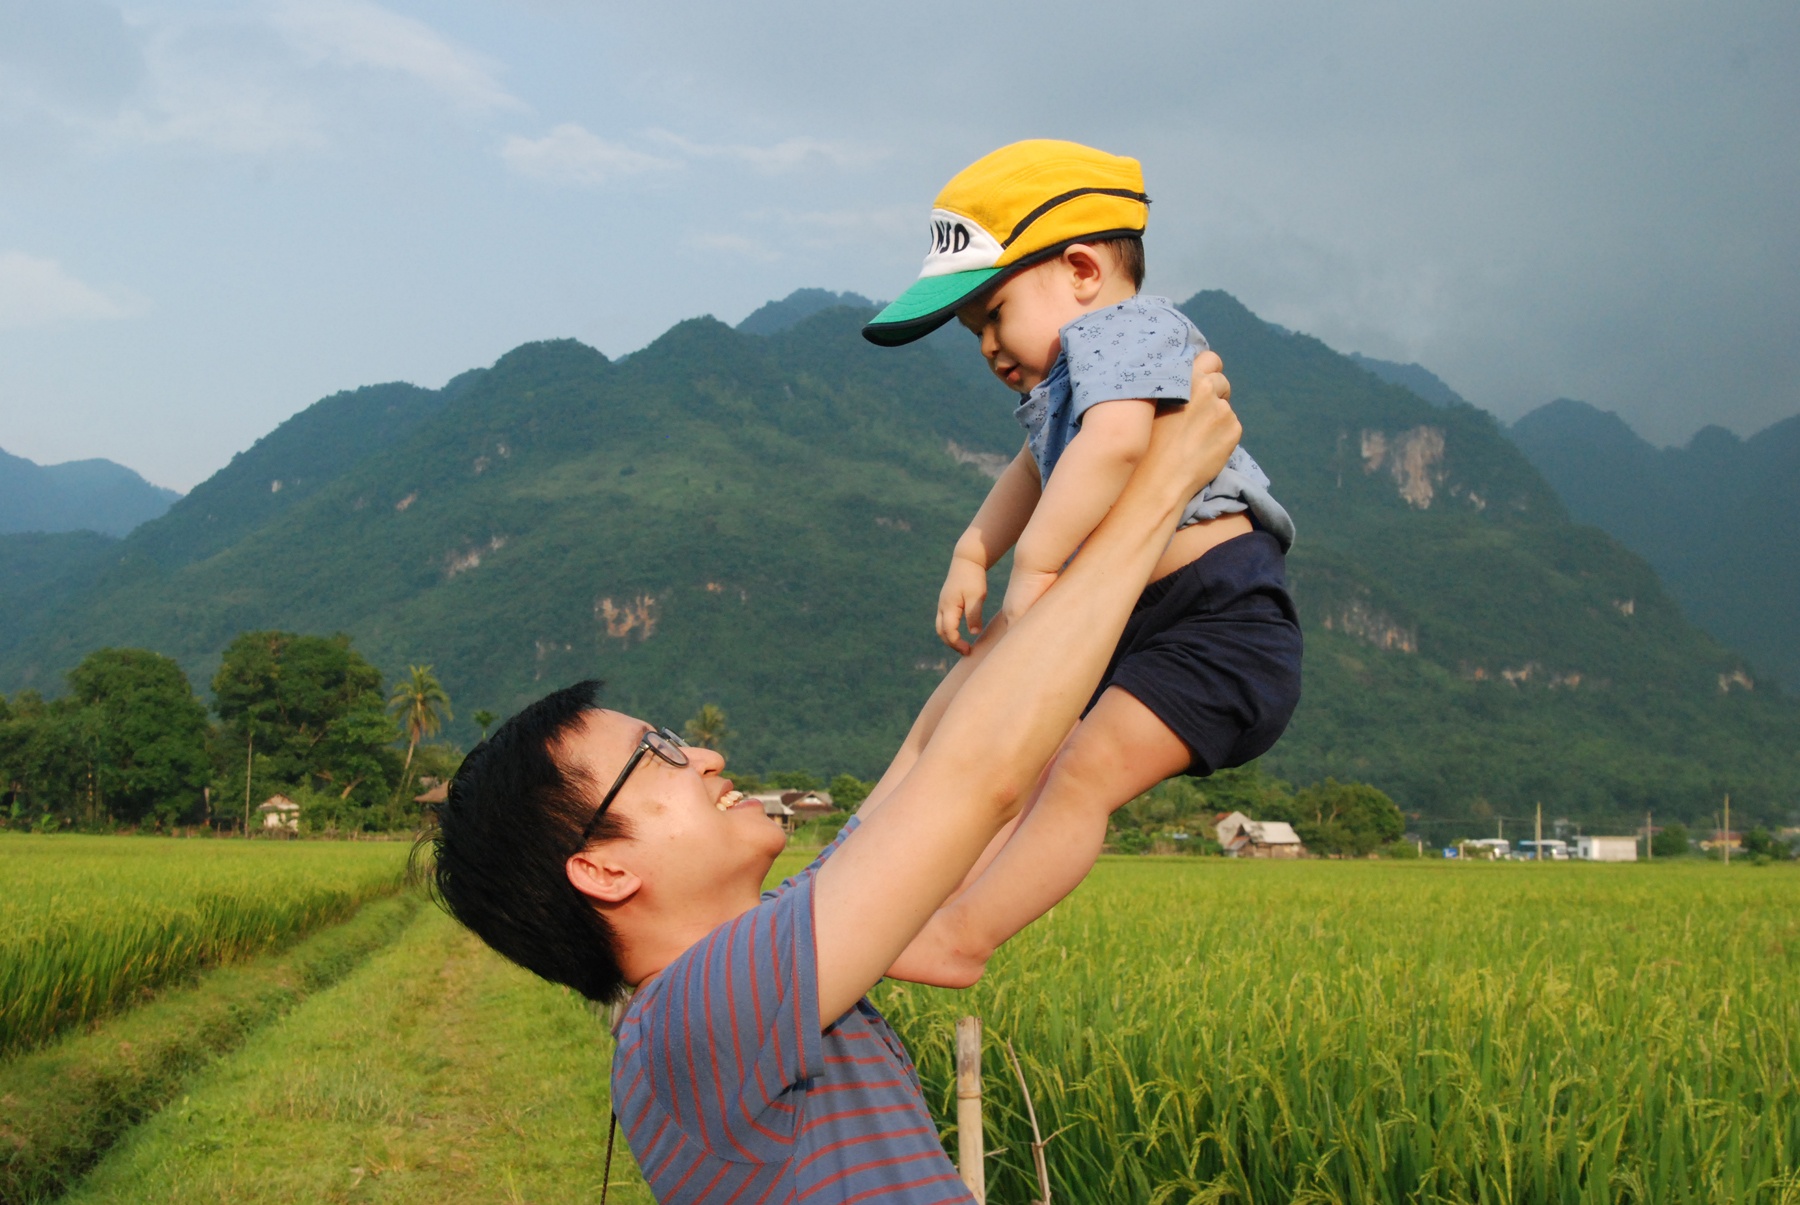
[1086,531,1303,776]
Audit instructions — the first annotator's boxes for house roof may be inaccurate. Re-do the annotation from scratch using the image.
[1216,811,1302,846]
[748,793,794,817]
[1240,820,1302,845]
[414,781,449,804]
[257,794,299,813]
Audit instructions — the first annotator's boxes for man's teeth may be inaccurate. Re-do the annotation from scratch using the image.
[716,789,744,813]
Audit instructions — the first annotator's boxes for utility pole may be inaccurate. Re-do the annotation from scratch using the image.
[1723,793,1731,865]
[1497,816,1504,841]
[243,729,254,839]
[1646,811,1653,861]
[1535,802,1543,861]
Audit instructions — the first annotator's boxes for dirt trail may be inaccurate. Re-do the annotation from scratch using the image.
[61,909,648,1204]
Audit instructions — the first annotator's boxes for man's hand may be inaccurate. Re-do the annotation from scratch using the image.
[1000,567,1057,627]
[936,554,989,655]
[1148,351,1238,500]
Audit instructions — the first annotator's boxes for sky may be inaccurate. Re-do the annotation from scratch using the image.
[1,0,1795,491]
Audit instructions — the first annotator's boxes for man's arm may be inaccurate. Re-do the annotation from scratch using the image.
[1001,400,1153,623]
[938,444,1041,654]
[811,359,1239,1023]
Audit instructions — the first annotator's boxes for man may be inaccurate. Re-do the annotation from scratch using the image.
[427,354,1240,1201]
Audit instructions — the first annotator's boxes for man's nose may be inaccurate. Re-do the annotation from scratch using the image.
[694,746,728,774]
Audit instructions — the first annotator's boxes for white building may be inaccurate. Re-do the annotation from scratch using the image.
[256,794,300,833]
[1515,839,1570,861]
[1576,835,1639,862]
[1213,811,1306,859]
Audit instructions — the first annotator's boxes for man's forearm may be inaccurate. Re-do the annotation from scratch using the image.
[916,435,1198,809]
[812,368,1239,1021]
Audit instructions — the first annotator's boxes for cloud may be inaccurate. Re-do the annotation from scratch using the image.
[100,20,325,154]
[502,123,675,186]
[270,0,525,113]
[648,130,880,173]
[753,205,916,246]
[0,252,134,329]
[1,1,526,161]
[685,233,779,262]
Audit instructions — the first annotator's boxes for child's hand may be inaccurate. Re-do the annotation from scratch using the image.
[1001,568,1058,627]
[936,555,989,655]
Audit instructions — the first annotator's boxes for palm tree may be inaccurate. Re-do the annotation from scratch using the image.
[388,666,452,792]
[473,709,497,741]
[683,703,731,751]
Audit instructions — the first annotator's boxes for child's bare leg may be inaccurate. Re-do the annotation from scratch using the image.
[890,686,1188,984]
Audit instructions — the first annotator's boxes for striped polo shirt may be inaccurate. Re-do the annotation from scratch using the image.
[611,820,973,1203]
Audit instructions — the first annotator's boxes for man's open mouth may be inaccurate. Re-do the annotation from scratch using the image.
[716,789,746,813]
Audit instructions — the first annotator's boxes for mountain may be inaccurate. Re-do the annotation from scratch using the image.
[1509,399,1800,692]
[1345,354,1469,409]
[736,289,875,336]
[1,295,1794,830]
[124,378,459,569]
[0,447,179,537]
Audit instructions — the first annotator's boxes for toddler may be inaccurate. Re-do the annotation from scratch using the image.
[862,140,1303,979]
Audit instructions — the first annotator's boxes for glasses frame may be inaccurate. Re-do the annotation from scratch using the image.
[578,725,689,847]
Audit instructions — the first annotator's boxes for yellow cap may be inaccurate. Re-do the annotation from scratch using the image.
[863,140,1148,347]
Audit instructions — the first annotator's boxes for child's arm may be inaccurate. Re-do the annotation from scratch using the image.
[1002,399,1154,624]
[937,444,1041,655]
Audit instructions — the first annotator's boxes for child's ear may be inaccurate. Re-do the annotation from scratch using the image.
[1064,245,1107,302]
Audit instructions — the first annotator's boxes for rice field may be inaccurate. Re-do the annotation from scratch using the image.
[878,859,1800,1205]
[0,835,408,1058]
[5,839,1797,1203]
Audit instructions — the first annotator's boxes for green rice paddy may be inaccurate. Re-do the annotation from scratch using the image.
[881,859,1800,1205]
[2,835,1796,1203]
[0,836,406,1057]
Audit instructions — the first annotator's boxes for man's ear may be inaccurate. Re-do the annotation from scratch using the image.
[1063,244,1107,303]
[566,848,642,905]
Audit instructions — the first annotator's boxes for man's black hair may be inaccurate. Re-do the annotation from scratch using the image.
[417,679,632,1002]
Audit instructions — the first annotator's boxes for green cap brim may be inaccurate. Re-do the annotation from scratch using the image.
[861,268,1004,347]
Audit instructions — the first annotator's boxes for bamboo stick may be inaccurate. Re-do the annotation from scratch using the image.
[956,1015,985,1203]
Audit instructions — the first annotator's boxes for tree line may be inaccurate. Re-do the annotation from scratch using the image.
[0,633,457,834]
[1109,765,1410,857]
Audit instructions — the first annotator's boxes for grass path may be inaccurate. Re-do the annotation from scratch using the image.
[63,907,651,1204]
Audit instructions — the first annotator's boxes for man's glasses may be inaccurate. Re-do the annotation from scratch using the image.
[578,726,689,847]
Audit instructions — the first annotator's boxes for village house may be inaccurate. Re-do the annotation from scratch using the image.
[1213,811,1306,859]
[1576,835,1639,862]
[751,793,795,830]
[748,790,836,834]
[256,795,301,834]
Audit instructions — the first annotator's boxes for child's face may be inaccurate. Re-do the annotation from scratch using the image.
[954,245,1129,394]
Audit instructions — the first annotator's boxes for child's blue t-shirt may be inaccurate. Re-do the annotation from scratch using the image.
[1013,295,1295,549]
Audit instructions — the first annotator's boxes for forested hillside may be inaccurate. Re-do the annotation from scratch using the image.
[2,293,1794,829]
[0,447,177,537]
[1509,398,1800,692]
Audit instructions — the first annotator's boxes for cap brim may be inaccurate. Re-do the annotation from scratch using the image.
[861,268,1004,346]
